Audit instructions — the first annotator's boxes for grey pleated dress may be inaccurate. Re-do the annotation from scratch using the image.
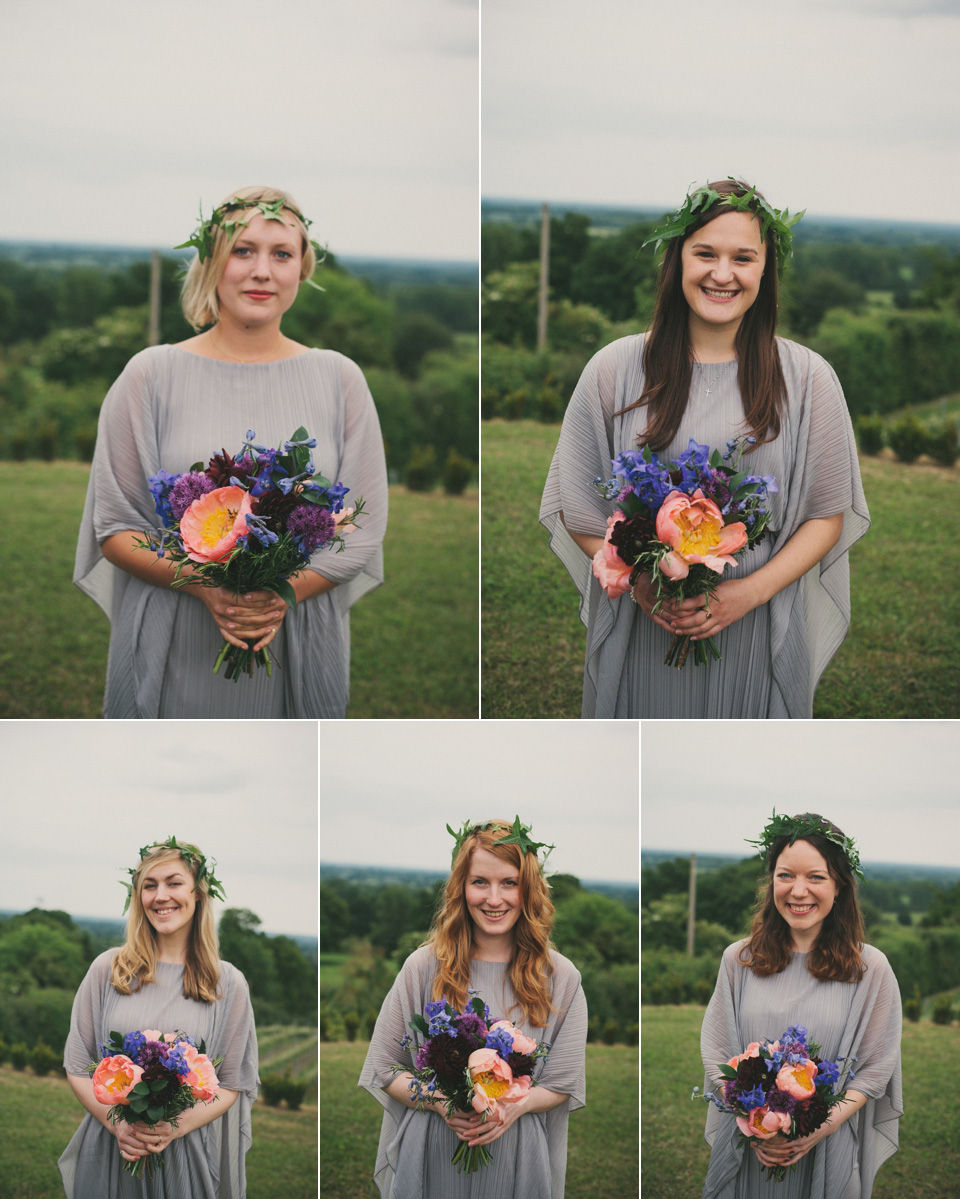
[540,335,870,717]
[74,345,389,718]
[358,945,587,1199]
[700,941,903,1199]
[59,949,259,1199]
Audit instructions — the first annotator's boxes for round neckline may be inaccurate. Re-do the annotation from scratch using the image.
[167,343,313,366]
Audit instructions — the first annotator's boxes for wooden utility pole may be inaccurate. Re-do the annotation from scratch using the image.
[687,854,697,956]
[148,250,161,346]
[537,203,550,348]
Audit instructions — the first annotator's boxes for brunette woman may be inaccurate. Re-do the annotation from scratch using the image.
[700,813,902,1198]
[59,838,258,1198]
[74,185,388,719]
[540,179,869,718]
[359,819,587,1199]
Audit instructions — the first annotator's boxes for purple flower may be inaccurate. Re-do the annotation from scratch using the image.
[287,503,335,555]
[147,469,180,524]
[457,1012,490,1047]
[123,1031,146,1058]
[169,471,216,520]
[484,1026,515,1057]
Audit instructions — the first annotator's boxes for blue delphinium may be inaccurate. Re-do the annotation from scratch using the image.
[484,1025,515,1057]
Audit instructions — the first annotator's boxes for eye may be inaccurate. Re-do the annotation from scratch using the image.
[275,250,293,259]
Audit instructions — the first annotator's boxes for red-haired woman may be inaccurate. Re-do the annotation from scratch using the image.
[540,179,869,719]
[59,839,258,1198]
[359,819,587,1199]
[700,814,902,1198]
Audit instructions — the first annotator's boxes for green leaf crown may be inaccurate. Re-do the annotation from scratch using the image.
[175,196,326,290]
[445,816,555,869]
[121,835,227,915]
[745,810,864,881]
[641,179,805,275]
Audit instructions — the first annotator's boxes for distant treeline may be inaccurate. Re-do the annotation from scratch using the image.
[0,249,478,486]
[641,855,960,1006]
[320,872,639,1044]
[481,210,960,429]
[0,907,318,1058]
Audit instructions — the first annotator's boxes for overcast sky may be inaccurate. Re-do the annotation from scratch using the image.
[318,721,639,884]
[1,0,478,261]
[483,0,960,226]
[1,722,317,936]
[641,721,960,869]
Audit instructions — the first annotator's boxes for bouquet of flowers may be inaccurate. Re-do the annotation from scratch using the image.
[591,435,777,668]
[694,1025,854,1182]
[90,1029,222,1180]
[394,993,550,1175]
[137,426,364,680]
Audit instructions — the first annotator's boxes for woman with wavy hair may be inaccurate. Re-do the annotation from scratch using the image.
[541,178,869,719]
[700,813,902,1198]
[59,839,258,1198]
[74,184,388,719]
[359,819,587,1199]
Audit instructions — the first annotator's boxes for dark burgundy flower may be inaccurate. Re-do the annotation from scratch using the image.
[507,1051,534,1078]
[207,450,255,488]
[791,1094,829,1137]
[419,1033,471,1088]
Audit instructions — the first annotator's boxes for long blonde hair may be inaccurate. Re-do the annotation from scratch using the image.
[427,820,556,1027]
[111,843,221,1003]
[179,185,319,331]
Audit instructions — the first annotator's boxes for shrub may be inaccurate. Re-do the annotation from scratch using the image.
[442,448,473,495]
[601,1020,619,1046]
[283,1078,308,1111]
[343,1011,361,1043]
[36,416,59,463]
[931,995,955,1026]
[75,422,98,462]
[9,1042,29,1071]
[924,419,958,468]
[259,1074,287,1106]
[855,415,885,456]
[31,1039,62,1076]
[903,996,921,1022]
[0,1035,7,1064]
[887,412,927,463]
[624,1022,639,1046]
[405,444,437,491]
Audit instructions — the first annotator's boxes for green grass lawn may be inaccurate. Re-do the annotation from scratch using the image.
[481,419,960,718]
[320,1040,638,1199]
[1,463,477,718]
[641,1006,957,1199]
[0,1063,317,1199]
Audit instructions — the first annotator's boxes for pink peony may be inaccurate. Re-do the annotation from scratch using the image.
[179,486,254,564]
[182,1044,220,1102]
[655,489,747,575]
[467,1048,532,1117]
[489,1019,538,1056]
[659,549,690,581]
[776,1059,818,1100]
[92,1055,144,1106]
[592,514,633,598]
[726,1042,763,1070]
[736,1106,792,1139]
[141,1030,165,1043]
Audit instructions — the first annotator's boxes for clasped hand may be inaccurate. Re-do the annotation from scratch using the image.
[194,586,288,652]
[631,575,761,640]
[115,1120,177,1160]
[442,1101,524,1148]
[751,1127,824,1169]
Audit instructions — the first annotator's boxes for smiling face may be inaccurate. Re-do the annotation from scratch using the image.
[140,855,198,940]
[772,840,839,951]
[680,210,767,338]
[215,211,304,329]
[464,846,523,944]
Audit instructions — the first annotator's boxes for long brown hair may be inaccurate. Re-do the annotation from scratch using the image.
[111,843,222,1003]
[426,821,556,1027]
[740,814,865,983]
[623,179,787,451]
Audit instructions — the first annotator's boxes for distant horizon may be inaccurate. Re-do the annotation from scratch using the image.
[0,906,317,943]
[481,196,960,235]
[319,860,639,886]
[0,237,478,270]
[641,849,960,876]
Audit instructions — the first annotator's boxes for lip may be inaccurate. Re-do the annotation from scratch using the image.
[701,286,740,302]
[480,910,509,920]
[786,903,816,914]
[243,291,275,300]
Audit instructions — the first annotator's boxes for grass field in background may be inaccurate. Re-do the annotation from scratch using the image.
[481,419,960,718]
[1,463,478,718]
[642,1005,956,1199]
[320,1039,638,1199]
[0,1063,317,1199]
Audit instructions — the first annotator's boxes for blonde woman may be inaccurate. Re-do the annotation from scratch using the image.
[74,185,389,718]
[359,819,587,1199]
[59,839,258,1198]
